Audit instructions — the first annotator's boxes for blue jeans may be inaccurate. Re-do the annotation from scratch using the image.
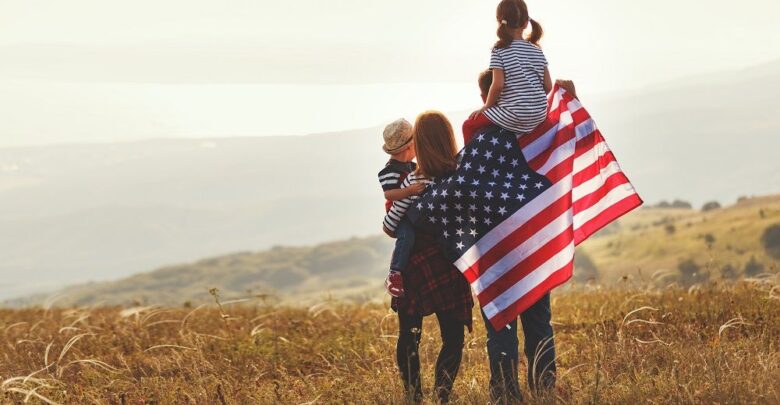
[390,219,415,271]
[481,293,557,403]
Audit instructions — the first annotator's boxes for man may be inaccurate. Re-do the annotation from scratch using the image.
[462,69,577,403]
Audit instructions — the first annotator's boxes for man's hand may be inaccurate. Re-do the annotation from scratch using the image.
[556,79,577,99]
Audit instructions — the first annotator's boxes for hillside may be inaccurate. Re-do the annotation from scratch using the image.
[22,195,780,307]
[2,61,779,300]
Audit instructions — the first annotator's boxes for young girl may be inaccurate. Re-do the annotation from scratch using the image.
[468,0,553,138]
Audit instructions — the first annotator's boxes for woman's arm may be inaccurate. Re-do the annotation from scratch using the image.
[384,182,426,201]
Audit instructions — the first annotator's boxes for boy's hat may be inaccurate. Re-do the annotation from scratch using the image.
[382,118,413,154]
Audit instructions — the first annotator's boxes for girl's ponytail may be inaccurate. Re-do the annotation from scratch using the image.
[494,0,543,49]
[526,18,544,46]
[495,21,514,49]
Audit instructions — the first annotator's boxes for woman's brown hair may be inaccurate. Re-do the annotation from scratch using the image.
[495,0,543,49]
[413,111,458,179]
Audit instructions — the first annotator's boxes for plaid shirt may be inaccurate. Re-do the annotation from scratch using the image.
[392,233,474,331]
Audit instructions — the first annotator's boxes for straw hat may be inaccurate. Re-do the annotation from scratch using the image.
[382,118,413,154]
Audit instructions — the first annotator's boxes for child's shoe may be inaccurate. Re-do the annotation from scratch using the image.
[385,271,405,297]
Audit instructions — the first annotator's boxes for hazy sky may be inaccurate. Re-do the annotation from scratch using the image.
[1,0,779,145]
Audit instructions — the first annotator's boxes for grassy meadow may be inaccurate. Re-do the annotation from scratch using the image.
[2,278,779,404]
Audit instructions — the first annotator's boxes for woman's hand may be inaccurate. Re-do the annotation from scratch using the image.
[556,79,578,99]
[406,182,427,196]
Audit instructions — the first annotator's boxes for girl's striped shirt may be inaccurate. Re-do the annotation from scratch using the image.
[484,40,548,134]
[383,173,433,233]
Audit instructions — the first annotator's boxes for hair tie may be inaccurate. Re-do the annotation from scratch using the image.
[501,20,508,25]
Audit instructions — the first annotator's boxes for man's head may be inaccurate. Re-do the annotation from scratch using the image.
[478,69,493,102]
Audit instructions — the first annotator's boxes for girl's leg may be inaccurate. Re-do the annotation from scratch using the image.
[397,312,423,402]
[433,311,465,403]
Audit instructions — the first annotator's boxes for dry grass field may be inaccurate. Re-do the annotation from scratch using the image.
[2,278,779,404]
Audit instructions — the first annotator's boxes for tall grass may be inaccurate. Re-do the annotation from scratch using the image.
[1,278,778,404]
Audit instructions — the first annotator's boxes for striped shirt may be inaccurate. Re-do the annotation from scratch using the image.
[484,40,548,134]
[383,173,433,233]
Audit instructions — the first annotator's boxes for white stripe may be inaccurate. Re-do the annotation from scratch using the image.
[572,141,606,174]
[482,242,575,318]
[454,177,572,271]
[572,160,622,202]
[573,182,637,230]
[379,172,401,180]
[471,208,573,295]
[380,179,399,186]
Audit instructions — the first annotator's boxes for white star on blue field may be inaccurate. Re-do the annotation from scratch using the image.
[406,127,552,260]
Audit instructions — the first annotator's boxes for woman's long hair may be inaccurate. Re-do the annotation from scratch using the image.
[413,111,458,179]
[495,0,543,49]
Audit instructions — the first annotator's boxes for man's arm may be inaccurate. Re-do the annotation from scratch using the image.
[555,79,578,99]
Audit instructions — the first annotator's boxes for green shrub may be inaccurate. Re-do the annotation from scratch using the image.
[761,224,780,260]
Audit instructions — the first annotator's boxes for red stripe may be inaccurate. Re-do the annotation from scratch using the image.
[572,171,629,214]
[518,93,567,148]
[463,193,571,281]
[527,113,578,170]
[572,130,603,161]
[476,227,573,304]
[572,150,616,186]
[487,261,573,331]
[574,193,643,246]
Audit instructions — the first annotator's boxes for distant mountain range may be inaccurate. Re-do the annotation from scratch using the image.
[13,194,778,307]
[1,61,779,300]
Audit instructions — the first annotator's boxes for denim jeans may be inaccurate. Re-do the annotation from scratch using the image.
[481,293,557,403]
[390,219,415,271]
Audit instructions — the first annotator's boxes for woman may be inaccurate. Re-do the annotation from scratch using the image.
[384,111,473,403]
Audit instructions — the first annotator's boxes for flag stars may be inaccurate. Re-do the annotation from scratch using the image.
[469,204,477,211]
[456,229,465,237]
[464,162,472,170]
[456,242,465,250]
[535,182,544,189]
[511,159,519,168]
[504,142,513,150]
[477,134,485,142]
[522,174,530,181]
[454,204,463,211]
[484,218,493,226]
[503,182,512,189]
[498,207,508,215]
[471,148,479,157]
[500,192,510,201]
[454,190,463,198]
[485,191,494,200]
[490,137,499,146]
[491,169,500,178]
[469,229,478,237]
[471,179,480,186]
[484,151,494,159]
[483,205,492,213]
[456,176,465,184]
[469,191,478,198]
[478,165,486,174]
[440,204,448,212]
[506,173,515,180]
[519,184,528,190]
[498,155,506,164]
[455,216,464,223]
[469,217,478,224]
[517,194,526,202]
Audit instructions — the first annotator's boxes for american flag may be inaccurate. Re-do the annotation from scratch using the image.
[406,85,642,330]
